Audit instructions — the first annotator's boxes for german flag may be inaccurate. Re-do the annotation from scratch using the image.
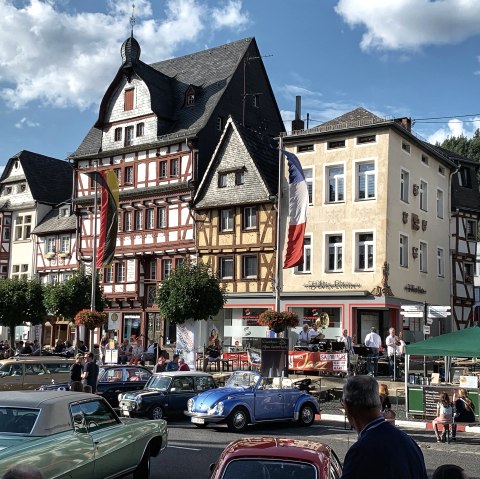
[85,170,119,268]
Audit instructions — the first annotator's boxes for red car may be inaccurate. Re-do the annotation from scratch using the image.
[210,437,342,479]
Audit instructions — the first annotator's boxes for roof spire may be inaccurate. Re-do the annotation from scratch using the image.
[130,2,136,37]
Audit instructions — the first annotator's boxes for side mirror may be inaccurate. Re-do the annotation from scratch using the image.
[209,463,216,472]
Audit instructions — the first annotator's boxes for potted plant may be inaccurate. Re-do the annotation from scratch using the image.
[74,309,107,330]
[258,310,299,334]
[44,252,55,260]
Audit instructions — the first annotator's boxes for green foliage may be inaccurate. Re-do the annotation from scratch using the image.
[156,261,226,325]
[438,129,480,162]
[74,309,108,330]
[0,278,46,340]
[43,269,104,320]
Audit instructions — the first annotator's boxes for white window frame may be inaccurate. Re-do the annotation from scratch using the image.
[135,210,143,230]
[170,159,179,177]
[157,207,167,228]
[219,256,234,279]
[116,262,126,282]
[149,260,157,280]
[242,255,258,279]
[159,161,167,179]
[436,189,444,219]
[104,267,113,283]
[146,208,155,229]
[400,234,409,268]
[45,237,55,254]
[243,206,257,230]
[420,180,428,211]
[124,211,132,232]
[437,247,445,277]
[14,214,32,241]
[326,234,343,272]
[400,169,409,203]
[124,166,133,185]
[401,141,411,154]
[60,235,70,253]
[162,259,172,280]
[295,235,312,274]
[304,168,313,205]
[125,126,134,147]
[326,165,344,203]
[355,160,376,200]
[419,241,428,273]
[220,209,234,232]
[356,232,374,271]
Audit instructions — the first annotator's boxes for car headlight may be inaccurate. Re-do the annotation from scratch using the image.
[118,393,124,403]
[208,401,224,416]
[135,396,143,405]
[187,398,194,412]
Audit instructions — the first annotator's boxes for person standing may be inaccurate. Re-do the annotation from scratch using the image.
[82,352,99,393]
[385,327,399,379]
[298,324,313,346]
[178,358,190,371]
[364,327,381,377]
[342,329,354,353]
[341,375,427,479]
[153,356,167,373]
[70,354,84,384]
[166,354,180,372]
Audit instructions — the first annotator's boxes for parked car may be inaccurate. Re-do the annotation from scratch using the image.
[0,390,167,478]
[0,357,74,391]
[210,437,342,479]
[38,364,152,408]
[185,371,320,432]
[119,371,216,420]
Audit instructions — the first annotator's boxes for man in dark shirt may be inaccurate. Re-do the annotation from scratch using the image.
[82,352,99,393]
[70,354,84,384]
[341,375,427,479]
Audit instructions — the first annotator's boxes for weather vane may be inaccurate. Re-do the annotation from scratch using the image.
[130,2,136,36]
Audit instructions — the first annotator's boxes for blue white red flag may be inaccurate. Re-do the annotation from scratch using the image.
[282,150,308,269]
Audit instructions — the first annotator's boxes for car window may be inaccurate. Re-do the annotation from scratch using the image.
[24,363,47,376]
[145,375,171,391]
[0,407,40,435]
[171,377,194,391]
[222,459,316,479]
[195,376,215,391]
[6,364,23,376]
[103,369,124,382]
[44,362,71,374]
[226,372,258,389]
[71,400,119,433]
[134,368,151,381]
[125,368,142,381]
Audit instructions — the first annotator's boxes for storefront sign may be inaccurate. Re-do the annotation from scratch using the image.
[241,308,268,326]
[261,339,288,377]
[304,280,361,290]
[404,284,427,294]
[288,351,348,372]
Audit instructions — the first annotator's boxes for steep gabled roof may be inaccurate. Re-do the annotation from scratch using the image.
[0,151,72,205]
[32,207,76,235]
[319,107,384,129]
[73,37,254,158]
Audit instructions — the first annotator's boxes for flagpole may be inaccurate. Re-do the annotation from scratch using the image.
[90,162,98,348]
[275,136,284,312]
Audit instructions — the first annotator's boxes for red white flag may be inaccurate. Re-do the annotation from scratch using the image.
[282,150,308,269]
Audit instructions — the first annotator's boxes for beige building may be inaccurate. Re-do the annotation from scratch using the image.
[280,108,457,345]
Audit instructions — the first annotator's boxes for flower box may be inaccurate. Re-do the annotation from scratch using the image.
[258,310,299,334]
[74,309,107,330]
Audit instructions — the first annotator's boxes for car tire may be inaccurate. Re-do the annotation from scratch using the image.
[133,445,151,479]
[149,406,164,420]
[227,407,249,432]
[194,423,208,429]
[298,403,315,426]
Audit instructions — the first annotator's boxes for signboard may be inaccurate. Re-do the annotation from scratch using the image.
[428,306,451,319]
[176,321,196,370]
[241,308,267,326]
[288,351,348,373]
[423,386,455,418]
[423,325,430,335]
[105,349,118,365]
[261,338,288,378]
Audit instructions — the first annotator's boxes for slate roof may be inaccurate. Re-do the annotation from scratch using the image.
[0,151,73,205]
[32,207,76,235]
[319,107,385,129]
[73,37,254,158]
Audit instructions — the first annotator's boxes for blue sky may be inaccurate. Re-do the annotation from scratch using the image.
[1,0,480,172]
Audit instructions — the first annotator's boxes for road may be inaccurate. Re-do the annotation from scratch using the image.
[141,417,480,479]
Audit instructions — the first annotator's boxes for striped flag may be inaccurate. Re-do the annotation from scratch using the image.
[85,170,119,268]
[282,150,308,269]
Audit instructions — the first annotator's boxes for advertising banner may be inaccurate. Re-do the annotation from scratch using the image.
[288,351,348,372]
[261,338,288,377]
[176,321,196,370]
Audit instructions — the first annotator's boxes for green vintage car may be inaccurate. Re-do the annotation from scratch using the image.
[0,390,167,478]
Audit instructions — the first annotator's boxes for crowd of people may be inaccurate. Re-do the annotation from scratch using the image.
[0,340,41,359]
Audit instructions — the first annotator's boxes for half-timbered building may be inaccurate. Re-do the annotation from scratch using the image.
[194,117,279,348]
[71,35,284,345]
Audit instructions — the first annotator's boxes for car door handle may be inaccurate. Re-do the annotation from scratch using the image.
[94,441,100,446]
[278,394,282,398]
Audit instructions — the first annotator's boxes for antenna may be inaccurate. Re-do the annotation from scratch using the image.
[242,54,273,126]
[130,2,136,37]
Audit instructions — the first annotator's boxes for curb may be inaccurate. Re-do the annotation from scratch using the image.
[318,413,480,434]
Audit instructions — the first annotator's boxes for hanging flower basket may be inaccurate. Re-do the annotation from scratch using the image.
[74,309,107,330]
[315,312,330,329]
[258,310,299,334]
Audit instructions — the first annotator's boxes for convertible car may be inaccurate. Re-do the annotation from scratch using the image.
[185,371,320,432]
[210,437,343,479]
[0,390,167,478]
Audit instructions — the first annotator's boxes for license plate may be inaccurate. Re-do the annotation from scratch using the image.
[191,417,204,424]
[122,410,130,416]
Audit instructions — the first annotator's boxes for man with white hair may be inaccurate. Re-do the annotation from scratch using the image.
[385,327,399,379]
[364,327,381,376]
[341,376,427,479]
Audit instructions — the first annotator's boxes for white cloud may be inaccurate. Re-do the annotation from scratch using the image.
[335,0,480,51]
[14,117,40,129]
[426,117,480,144]
[211,0,249,30]
[0,0,247,110]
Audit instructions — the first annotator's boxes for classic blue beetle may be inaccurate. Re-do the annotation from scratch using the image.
[185,371,320,432]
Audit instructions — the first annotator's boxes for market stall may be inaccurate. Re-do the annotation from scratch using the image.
[405,326,480,419]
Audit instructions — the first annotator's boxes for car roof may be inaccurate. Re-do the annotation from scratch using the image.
[0,390,94,407]
[101,364,151,371]
[0,357,74,363]
[153,371,212,377]
[220,437,331,462]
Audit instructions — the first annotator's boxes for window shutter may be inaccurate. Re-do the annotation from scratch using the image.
[124,89,134,111]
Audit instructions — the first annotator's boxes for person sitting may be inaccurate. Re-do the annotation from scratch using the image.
[129,339,144,365]
[203,339,222,371]
[166,354,180,372]
[141,339,157,365]
[76,340,88,353]
[64,341,75,358]
[127,370,140,381]
[452,388,475,441]
[178,358,190,371]
[432,392,453,442]
[153,356,167,373]
[298,324,312,346]
[54,339,66,354]
[117,340,130,365]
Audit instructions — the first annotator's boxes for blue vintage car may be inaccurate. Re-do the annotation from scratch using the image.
[185,371,320,432]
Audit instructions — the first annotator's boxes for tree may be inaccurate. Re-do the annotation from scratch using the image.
[156,261,226,325]
[43,269,104,321]
[0,278,46,343]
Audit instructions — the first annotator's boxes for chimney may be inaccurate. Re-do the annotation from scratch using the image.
[398,117,412,132]
[291,96,305,131]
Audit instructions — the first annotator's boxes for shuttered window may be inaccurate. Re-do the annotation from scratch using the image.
[124,89,134,111]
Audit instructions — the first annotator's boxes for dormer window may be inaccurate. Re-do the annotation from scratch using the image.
[185,86,196,107]
[4,187,12,195]
[17,184,26,193]
[60,206,70,217]
[114,128,122,142]
[124,88,134,111]
[136,122,144,137]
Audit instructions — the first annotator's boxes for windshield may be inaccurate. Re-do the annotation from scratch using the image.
[225,372,258,389]
[0,407,40,435]
[222,459,316,479]
[145,375,172,391]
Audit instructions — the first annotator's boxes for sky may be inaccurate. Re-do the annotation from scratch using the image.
[2,0,480,174]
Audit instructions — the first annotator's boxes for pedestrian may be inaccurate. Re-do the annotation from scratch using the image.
[82,352,99,393]
[364,327,381,376]
[153,356,166,373]
[2,463,44,479]
[385,327,399,379]
[341,375,427,479]
[70,354,84,384]
[452,388,475,441]
[178,358,190,371]
[166,354,180,371]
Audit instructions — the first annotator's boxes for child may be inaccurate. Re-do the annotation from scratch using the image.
[432,392,453,442]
